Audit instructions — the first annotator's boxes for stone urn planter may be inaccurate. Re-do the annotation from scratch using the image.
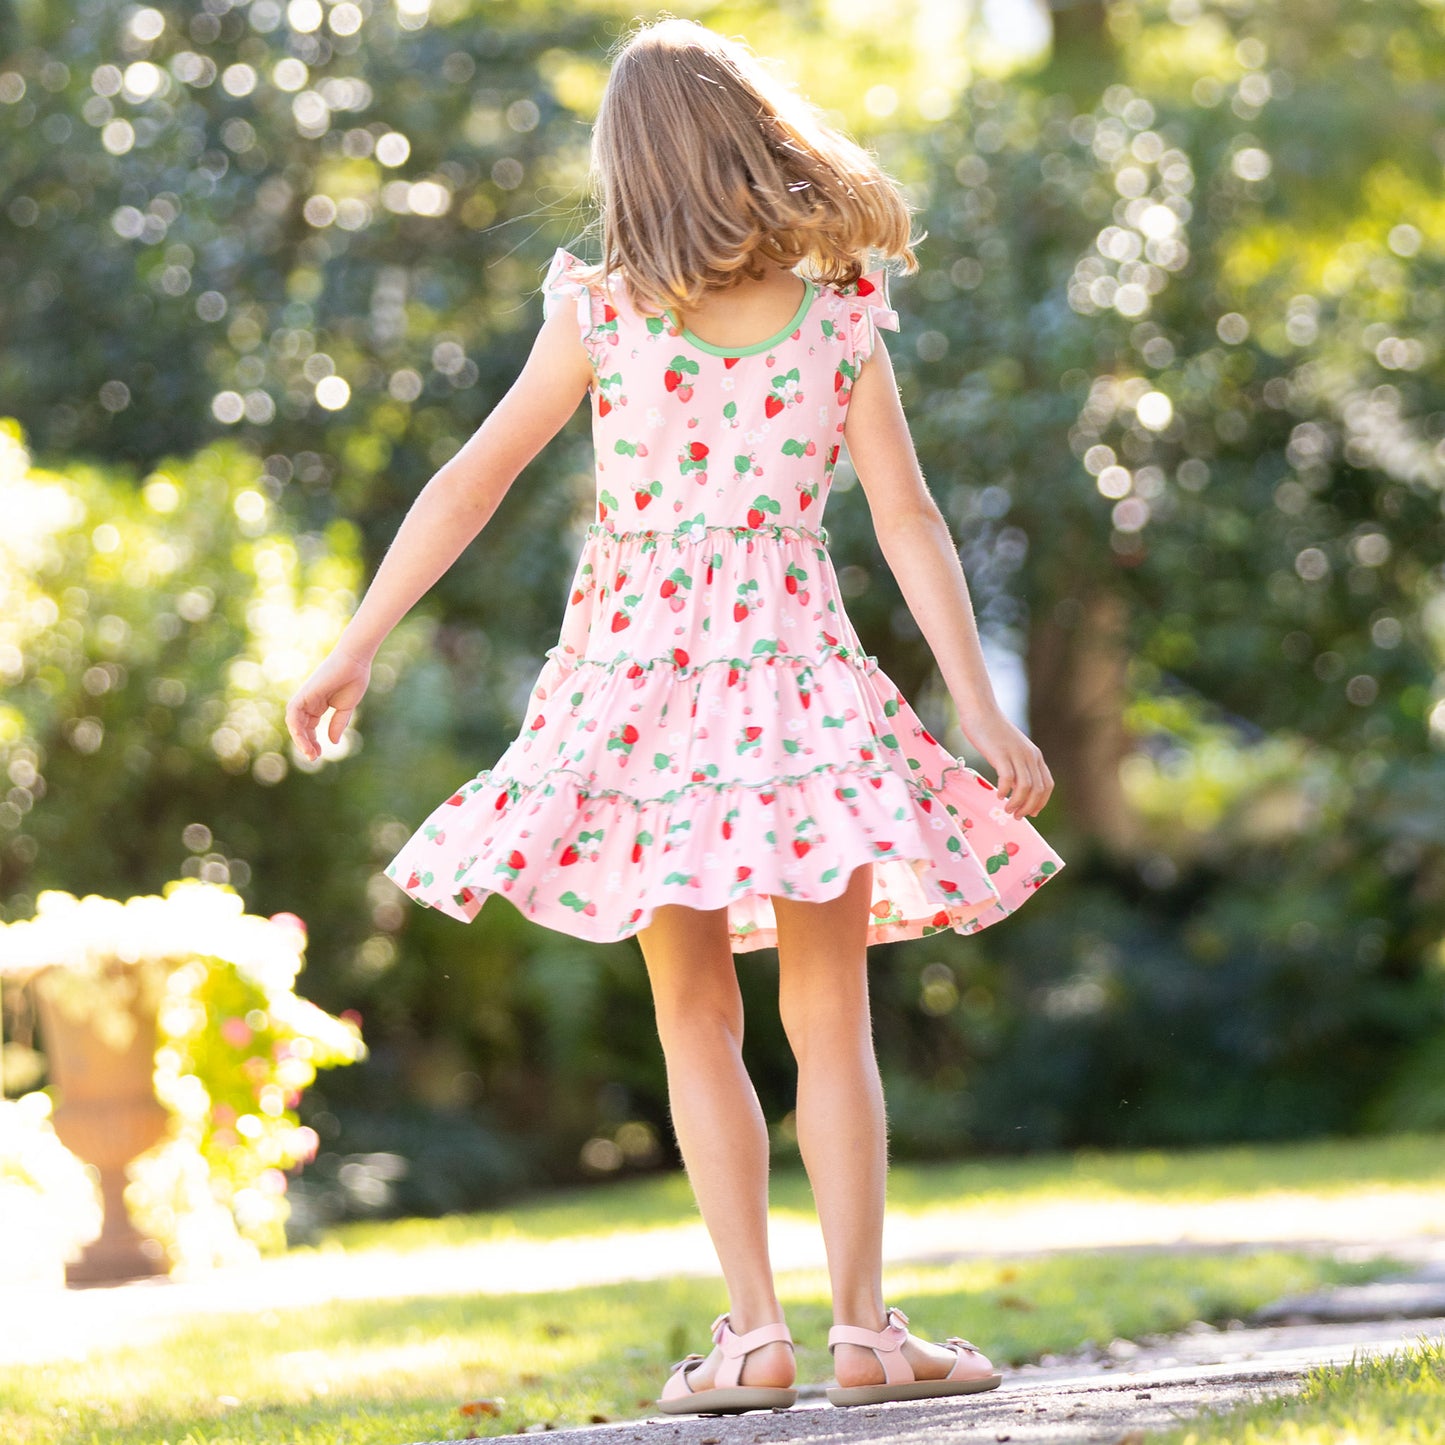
[0,881,367,1284]
[31,957,170,1284]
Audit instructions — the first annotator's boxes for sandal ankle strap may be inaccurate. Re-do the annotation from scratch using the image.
[711,1312,794,1390]
[827,1306,914,1385]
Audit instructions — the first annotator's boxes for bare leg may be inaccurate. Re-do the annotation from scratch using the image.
[636,900,794,1391]
[773,863,964,1388]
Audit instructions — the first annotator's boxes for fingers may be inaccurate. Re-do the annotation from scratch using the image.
[996,745,1054,820]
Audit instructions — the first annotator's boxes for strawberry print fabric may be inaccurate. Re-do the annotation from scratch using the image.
[382,246,1065,952]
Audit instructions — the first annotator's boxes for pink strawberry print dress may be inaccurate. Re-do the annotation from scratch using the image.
[382,245,1065,952]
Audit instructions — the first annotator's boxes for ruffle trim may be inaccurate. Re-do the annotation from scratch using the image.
[584,519,831,549]
[832,268,900,367]
[542,245,612,371]
[444,748,973,815]
[384,754,1063,952]
[542,641,883,682]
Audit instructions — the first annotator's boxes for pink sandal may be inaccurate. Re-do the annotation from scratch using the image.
[827,1305,1002,1407]
[657,1310,798,1415]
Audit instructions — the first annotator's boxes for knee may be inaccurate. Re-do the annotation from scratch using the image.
[652,988,745,1054]
[778,979,871,1061]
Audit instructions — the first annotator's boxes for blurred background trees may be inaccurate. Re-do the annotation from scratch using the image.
[2,0,1443,1233]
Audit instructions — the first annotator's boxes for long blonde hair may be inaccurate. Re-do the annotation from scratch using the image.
[576,17,923,318]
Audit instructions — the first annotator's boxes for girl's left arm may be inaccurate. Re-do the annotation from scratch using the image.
[286,305,592,761]
[843,337,1053,821]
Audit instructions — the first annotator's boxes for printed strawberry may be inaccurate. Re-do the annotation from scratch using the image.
[746,493,781,529]
[560,842,581,866]
[784,562,807,595]
[736,724,764,755]
[445,790,467,806]
[634,479,662,510]
[765,367,803,416]
[631,829,653,863]
[672,646,689,667]
[664,355,700,397]
[793,838,811,857]
[607,720,641,758]
[609,591,642,632]
[598,488,619,522]
[723,356,740,369]
[733,578,758,621]
[721,806,741,840]
[658,567,692,600]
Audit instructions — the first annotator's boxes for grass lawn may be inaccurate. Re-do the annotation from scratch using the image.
[3,1132,1439,1445]
[1152,1334,1445,1444]
[0,1249,1400,1445]
[309,1129,1445,1253]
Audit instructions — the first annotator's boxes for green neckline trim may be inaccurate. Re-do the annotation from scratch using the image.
[665,279,818,358]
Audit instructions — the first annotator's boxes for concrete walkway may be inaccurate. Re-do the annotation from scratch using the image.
[451,1263,1445,1444]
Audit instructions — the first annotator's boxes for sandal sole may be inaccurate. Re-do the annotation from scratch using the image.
[827,1373,1002,1407]
[656,1386,799,1415]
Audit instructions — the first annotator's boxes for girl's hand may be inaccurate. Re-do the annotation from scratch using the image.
[956,703,1054,820]
[286,645,372,763]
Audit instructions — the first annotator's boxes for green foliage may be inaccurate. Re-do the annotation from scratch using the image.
[2,0,1445,1199]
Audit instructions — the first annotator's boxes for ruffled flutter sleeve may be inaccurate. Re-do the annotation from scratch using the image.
[541,246,610,371]
[839,268,900,368]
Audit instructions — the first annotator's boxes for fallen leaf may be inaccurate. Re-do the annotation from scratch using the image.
[459,1399,504,1418]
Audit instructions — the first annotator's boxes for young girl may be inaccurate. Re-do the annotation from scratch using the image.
[287,16,1064,1417]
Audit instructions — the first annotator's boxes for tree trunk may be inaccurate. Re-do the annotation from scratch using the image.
[1026,586,1140,857]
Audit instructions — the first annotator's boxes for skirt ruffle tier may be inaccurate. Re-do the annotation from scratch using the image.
[383,553,1066,950]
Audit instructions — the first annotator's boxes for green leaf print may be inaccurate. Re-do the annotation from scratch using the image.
[559,891,590,913]
[820,866,840,883]
[615,439,640,457]
[883,698,899,717]
[645,316,666,334]
[723,401,737,420]
[781,438,809,457]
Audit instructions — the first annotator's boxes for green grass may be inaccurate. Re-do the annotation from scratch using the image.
[0,1249,1401,1444]
[1152,1334,1445,1444]
[308,1130,1445,1254]
[5,1134,1441,1444]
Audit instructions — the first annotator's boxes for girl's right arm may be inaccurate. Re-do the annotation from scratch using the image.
[285,303,594,762]
[843,335,1053,822]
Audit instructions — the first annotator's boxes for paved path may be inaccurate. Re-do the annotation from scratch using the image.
[454,1310,1445,1444]
[4,1188,1442,1367]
